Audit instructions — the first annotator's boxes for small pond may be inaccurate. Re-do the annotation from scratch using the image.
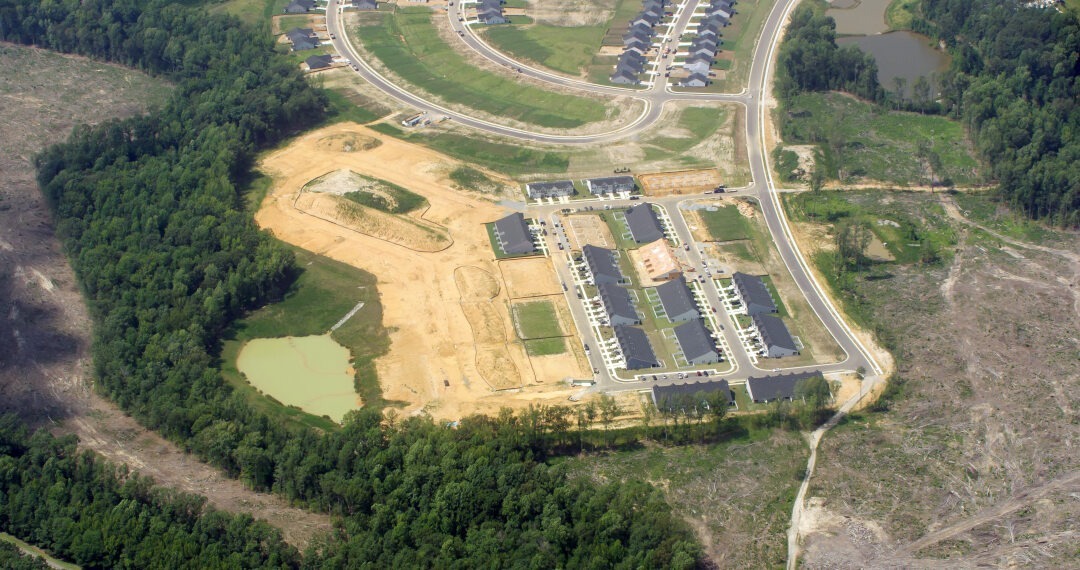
[826,0,892,35]
[838,31,949,97]
[237,335,359,422]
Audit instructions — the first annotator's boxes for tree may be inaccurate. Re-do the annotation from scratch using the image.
[892,76,907,109]
[835,220,873,272]
[795,375,832,410]
[597,394,620,446]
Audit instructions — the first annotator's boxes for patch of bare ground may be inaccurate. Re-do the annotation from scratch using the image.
[797,193,1080,568]
[523,0,618,26]
[0,43,330,547]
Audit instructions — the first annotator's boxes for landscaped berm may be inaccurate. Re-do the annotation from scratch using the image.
[256,123,589,419]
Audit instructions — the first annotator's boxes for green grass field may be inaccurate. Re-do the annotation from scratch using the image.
[400,131,572,177]
[343,177,427,213]
[650,106,731,153]
[525,337,567,355]
[355,8,611,128]
[484,22,607,76]
[513,300,563,339]
[698,205,751,241]
[781,92,980,186]
[448,165,504,194]
[221,246,393,426]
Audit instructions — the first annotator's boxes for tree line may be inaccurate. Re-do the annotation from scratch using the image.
[0,0,703,566]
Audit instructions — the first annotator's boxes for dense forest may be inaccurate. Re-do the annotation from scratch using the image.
[776,0,1080,226]
[0,542,50,570]
[914,0,1080,225]
[0,416,300,569]
[0,0,702,565]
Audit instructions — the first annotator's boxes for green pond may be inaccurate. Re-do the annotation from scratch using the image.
[236,335,359,422]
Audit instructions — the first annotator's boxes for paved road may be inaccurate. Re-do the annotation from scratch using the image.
[324,0,884,385]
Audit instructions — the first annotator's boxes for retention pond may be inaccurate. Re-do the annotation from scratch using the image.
[237,335,359,423]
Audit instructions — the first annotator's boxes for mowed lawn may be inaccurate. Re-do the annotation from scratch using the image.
[513,300,563,339]
[525,337,566,356]
[781,92,980,185]
[699,205,751,241]
[356,8,610,128]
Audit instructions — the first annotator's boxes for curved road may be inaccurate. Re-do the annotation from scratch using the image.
[324,0,884,381]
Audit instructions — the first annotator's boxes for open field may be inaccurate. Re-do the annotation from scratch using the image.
[351,8,615,129]
[565,214,617,250]
[563,427,809,567]
[697,204,752,241]
[0,42,330,548]
[780,92,981,187]
[786,191,1080,568]
[256,123,589,417]
[481,0,639,77]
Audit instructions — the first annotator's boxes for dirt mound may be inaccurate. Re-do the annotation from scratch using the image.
[315,133,381,152]
[304,169,399,209]
[294,191,450,252]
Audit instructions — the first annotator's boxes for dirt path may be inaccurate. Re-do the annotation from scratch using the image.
[0,44,331,548]
[894,470,1080,558]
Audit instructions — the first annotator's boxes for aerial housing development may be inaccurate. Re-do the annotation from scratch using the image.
[14,0,1068,566]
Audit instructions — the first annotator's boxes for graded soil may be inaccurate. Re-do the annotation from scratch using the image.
[256,124,588,419]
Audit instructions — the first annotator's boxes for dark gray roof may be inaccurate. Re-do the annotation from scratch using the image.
[732,272,777,313]
[610,68,640,84]
[493,213,535,255]
[613,325,659,369]
[625,38,651,54]
[586,176,636,194]
[753,313,797,352]
[284,0,315,12]
[673,319,717,362]
[583,245,623,283]
[746,372,819,402]
[691,37,718,50]
[525,180,575,198]
[352,0,377,9]
[632,11,661,25]
[598,282,638,323]
[625,204,664,243]
[305,54,333,70]
[624,23,654,42]
[656,277,697,319]
[681,73,709,87]
[685,53,714,66]
[653,379,733,409]
[286,28,318,51]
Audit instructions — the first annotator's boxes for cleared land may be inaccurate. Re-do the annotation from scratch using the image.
[256,123,589,418]
[352,8,613,129]
[788,191,1080,568]
[500,256,562,298]
[781,92,981,187]
[0,42,330,547]
[565,214,617,250]
[640,169,725,196]
[565,427,809,567]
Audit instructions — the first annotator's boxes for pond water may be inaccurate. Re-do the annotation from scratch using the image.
[826,0,892,35]
[237,335,359,422]
[838,32,949,97]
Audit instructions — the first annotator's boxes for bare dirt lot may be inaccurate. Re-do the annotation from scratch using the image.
[256,123,589,418]
[0,43,330,547]
[565,213,616,250]
[794,192,1080,568]
[640,168,724,196]
[499,256,562,298]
